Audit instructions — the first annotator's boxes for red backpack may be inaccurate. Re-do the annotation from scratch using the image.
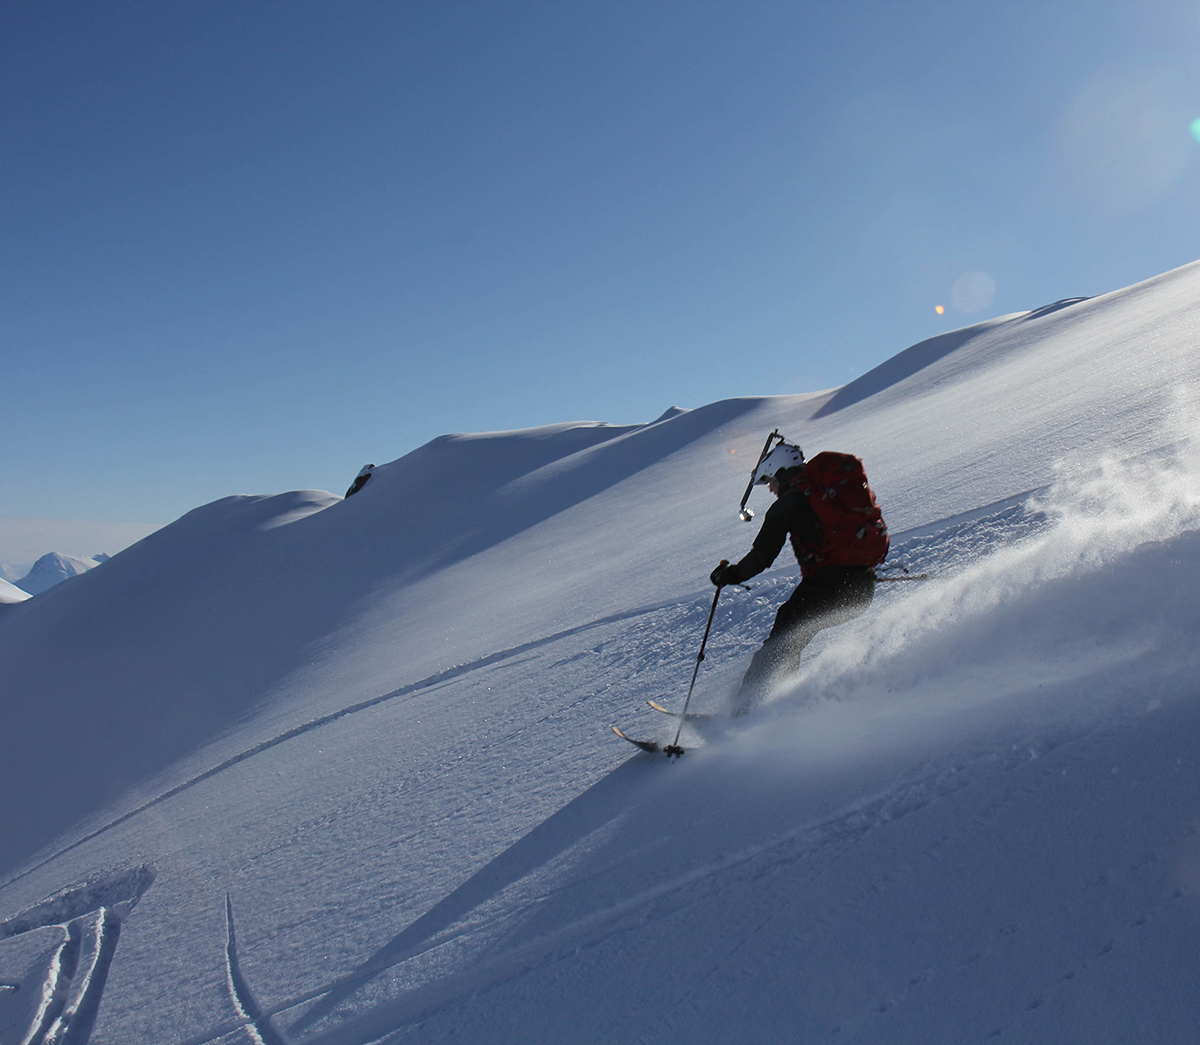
[791,452,889,572]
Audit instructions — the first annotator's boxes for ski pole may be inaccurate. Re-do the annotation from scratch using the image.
[666,568,725,757]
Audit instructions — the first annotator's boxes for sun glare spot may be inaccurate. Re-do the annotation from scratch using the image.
[952,271,996,314]
[935,305,945,315]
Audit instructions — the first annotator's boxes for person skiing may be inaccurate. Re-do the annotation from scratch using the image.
[344,464,375,498]
[710,440,887,715]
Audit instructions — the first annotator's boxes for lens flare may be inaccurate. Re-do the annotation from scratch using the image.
[1191,117,1200,143]
[1058,67,1192,214]
[952,271,996,314]
[935,305,945,315]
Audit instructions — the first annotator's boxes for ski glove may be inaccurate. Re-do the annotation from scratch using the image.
[710,562,736,587]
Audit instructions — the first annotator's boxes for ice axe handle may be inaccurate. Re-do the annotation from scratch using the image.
[738,428,781,521]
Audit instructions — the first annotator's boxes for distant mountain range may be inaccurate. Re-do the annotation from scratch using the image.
[6,551,110,597]
[0,563,30,584]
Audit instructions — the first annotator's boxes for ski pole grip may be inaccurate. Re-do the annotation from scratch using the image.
[711,559,731,592]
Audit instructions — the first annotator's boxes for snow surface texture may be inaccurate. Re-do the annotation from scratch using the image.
[3,261,1200,1043]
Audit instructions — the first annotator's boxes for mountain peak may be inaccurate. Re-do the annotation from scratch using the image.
[16,551,103,596]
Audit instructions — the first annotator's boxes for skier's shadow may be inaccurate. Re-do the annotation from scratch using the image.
[286,757,656,1036]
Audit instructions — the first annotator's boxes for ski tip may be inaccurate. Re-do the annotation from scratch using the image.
[646,699,713,723]
[611,725,662,753]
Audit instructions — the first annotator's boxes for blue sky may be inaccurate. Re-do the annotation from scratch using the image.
[4,1,1200,541]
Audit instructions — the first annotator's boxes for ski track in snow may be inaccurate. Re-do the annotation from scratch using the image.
[223,896,288,1045]
[0,866,155,1045]
[1,594,710,893]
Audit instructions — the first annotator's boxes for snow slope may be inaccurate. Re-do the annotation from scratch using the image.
[3,261,1200,1043]
[0,579,30,606]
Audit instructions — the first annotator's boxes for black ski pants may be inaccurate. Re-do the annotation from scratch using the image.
[734,566,876,715]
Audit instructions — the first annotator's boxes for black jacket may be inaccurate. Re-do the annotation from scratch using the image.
[724,486,823,585]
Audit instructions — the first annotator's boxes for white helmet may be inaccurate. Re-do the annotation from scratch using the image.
[754,442,805,485]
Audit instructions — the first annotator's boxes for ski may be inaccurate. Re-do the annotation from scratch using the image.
[646,699,713,723]
[611,725,662,752]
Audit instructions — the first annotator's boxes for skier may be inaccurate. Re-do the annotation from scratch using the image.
[344,464,375,498]
[710,441,886,715]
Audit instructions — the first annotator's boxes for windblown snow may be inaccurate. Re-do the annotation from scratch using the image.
[3,262,1200,1044]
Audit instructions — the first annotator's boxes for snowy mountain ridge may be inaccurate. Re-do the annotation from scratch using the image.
[6,552,109,598]
[3,260,1200,1043]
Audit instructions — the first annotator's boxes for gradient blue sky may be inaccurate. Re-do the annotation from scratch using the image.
[5,1,1200,539]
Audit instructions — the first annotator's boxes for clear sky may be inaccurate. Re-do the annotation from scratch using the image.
[4,1,1200,546]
